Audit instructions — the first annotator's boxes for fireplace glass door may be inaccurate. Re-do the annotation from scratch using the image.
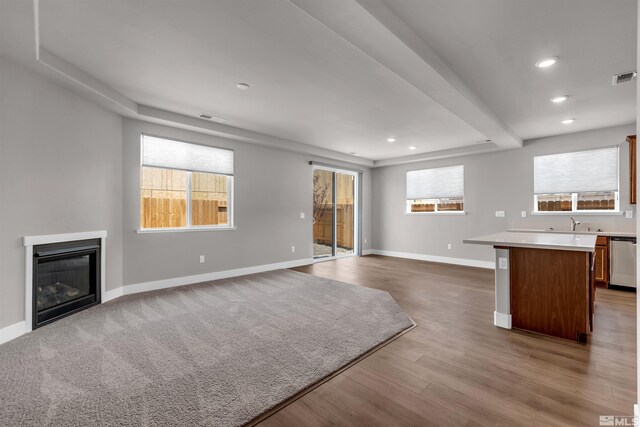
[37,254,92,311]
[33,240,100,328]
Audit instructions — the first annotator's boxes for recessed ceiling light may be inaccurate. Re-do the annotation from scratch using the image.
[535,57,557,68]
[387,138,396,143]
[551,95,569,103]
[408,146,417,150]
[236,83,250,90]
[561,118,575,124]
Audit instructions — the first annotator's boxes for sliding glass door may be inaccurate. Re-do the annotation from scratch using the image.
[335,172,355,255]
[313,169,334,258]
[313,167,358,259]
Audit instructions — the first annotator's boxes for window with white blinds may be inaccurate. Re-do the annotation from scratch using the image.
[406,165,464,213]
[533,146,619,213]
[142,135,234,175]
[139,135,234,230]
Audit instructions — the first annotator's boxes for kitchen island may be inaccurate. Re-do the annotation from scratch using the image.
[464,231,597,342]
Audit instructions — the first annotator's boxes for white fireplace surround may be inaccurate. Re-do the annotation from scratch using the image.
[22,230,108,333]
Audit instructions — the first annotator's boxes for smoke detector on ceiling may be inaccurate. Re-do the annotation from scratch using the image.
[612,71,637,85]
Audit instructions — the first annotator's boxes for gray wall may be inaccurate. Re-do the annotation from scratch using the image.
[372,123,637,264]
[0,60,124,329]
[122,119,372,286]
[0,56,372,330]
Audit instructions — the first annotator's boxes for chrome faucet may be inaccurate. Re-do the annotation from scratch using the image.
[570,217,580,231]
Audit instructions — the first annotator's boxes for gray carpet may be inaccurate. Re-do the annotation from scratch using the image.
[0,269,413,426]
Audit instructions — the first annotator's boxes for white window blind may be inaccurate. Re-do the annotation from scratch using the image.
[142,135,234,175]
[533,147,618,194]
[406,165,464,200]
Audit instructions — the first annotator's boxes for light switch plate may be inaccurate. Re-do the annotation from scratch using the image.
[498,258,508,270]
[625,210,633,219]
[495,211,505,217]
[300,212,305,219]
[521,211,527,218]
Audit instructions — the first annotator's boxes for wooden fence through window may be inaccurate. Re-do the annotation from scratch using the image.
[313,204,354,249]
[141,198,228,228]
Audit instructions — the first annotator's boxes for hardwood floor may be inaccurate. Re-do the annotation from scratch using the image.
[257,255,636,427]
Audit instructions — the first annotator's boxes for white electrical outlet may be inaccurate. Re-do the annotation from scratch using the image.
[521,211,527,218]
[364,238,367,244]
[199,255,205,263]
[300,212,305,219]
[495,211,505,217]
[291,246,295,253]
[626,210,633,219]
[447,243,452,250]
[498,258,508,270]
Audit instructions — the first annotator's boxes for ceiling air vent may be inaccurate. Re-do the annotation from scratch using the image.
[612,71,637,85]
[198,113,227,122]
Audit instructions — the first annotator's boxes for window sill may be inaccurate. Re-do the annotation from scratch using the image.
[136,227,236,234]
[405,211,467,216]
[531,211,622,217]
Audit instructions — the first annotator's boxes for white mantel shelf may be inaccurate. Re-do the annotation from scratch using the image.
[464,231,597,252]
[23,230,107,247]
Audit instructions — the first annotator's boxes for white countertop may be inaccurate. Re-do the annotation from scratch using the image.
[508,228,636,238]
[464,231,597,252]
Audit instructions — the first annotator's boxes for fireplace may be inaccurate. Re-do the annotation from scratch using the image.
[32,238,101,328]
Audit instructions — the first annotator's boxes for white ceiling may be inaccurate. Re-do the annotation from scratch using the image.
[1,0,637,164]
[382,0,637,141]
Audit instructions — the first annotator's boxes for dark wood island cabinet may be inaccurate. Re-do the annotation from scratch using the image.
[510,247,595,342]
[464,231,597,342]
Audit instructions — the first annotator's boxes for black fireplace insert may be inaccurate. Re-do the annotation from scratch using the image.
[33,238,100,328]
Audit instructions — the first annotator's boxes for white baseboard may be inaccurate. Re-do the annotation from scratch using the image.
[124,258,314,296]
[369,249,495,269]
[103,287,124,303]
[494,311,512,329]
[362,249,374,256]
[0,321,27,345]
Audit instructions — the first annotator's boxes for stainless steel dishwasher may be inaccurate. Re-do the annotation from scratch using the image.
[609,237,636,290]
